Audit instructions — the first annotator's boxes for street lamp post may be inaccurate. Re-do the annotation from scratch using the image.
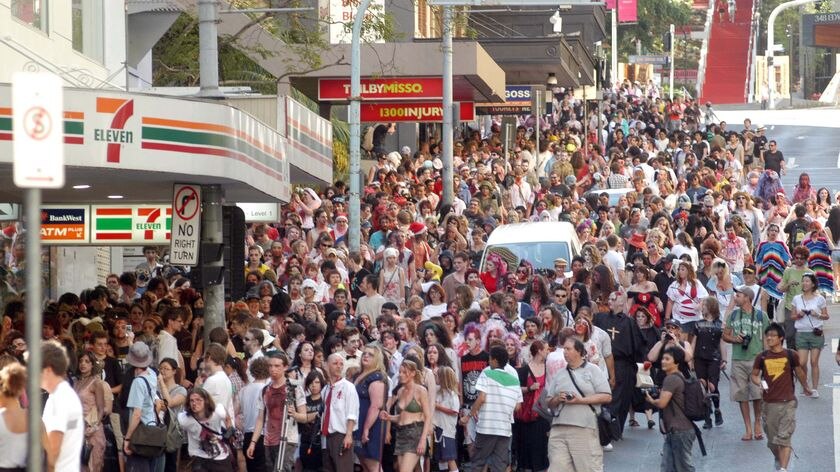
[786,24,794,107]
[348,0,374,252]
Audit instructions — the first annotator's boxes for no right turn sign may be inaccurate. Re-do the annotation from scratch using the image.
[170,184,202,266]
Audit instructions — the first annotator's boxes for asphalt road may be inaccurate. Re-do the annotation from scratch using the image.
[607,107,840,472]
[715,108,840,192]
[605,303,839,472]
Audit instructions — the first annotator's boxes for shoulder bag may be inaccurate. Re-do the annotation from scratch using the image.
[566,365,621,446]
[128,377,167,458]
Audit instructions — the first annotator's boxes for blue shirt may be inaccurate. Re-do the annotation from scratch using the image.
[127,369,159,425]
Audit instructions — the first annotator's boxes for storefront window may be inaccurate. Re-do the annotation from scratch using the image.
[72,0,104,62]
[11,0,48,32]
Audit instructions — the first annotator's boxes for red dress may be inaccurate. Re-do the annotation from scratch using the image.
[480,272,499,294]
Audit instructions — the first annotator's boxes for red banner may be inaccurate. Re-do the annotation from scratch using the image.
[360,102,475,123]
[318,77,444,101]
[618,0,637,23]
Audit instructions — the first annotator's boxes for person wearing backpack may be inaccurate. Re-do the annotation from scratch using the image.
[645,346,696,472]
[750,323,812,472]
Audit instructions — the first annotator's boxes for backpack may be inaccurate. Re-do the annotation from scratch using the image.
[788,219,809,248]
[678,374,711,422]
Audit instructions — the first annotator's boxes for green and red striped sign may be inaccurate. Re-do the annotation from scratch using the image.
[92,206,172,244]
[0,107,85,144]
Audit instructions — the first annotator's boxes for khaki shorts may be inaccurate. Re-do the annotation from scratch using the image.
[762,400,797,448]
[730,360,762,402]
[795,331,825,351]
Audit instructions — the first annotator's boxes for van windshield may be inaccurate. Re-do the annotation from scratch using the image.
[484,242,572,272]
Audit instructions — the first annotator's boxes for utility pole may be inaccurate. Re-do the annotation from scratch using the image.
[198,0,221,97]
[441,6,454,206]
[611,7,618,89]
[669,23,675,100]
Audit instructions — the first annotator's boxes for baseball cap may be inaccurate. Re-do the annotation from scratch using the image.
[664,319,682,330]
[401,146,412,155]
[734,286,755,300]
[301,279,318,291]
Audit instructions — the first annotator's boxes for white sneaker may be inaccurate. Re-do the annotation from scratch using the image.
[603,443,613,451]
[811,390,820,398]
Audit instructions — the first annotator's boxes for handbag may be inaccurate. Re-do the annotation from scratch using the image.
[566,365,621,446]
[128,377,167,457]
[514,368,542,423]
[533,385,557,422]
[80,440,92,465]
[164,409,184,453]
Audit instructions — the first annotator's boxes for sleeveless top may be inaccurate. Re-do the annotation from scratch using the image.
[0,407,27,467]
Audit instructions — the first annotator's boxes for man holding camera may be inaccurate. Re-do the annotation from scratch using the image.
[723,286,770,441]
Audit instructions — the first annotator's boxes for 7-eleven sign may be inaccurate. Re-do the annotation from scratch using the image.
[92,205,172,244]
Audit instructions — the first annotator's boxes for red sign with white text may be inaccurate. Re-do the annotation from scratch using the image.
[318,77,444,101]
[360,102,475,123]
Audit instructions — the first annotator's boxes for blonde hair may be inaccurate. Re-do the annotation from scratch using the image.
[360,346,387,379]
[436,366,458,395]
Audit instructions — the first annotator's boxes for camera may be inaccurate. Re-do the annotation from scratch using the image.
[740,334,752,350]
[642,387,660,398]
[563,392,574,401]
[625,262,635,271]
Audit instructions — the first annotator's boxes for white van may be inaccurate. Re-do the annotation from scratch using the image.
[479,222,582,275]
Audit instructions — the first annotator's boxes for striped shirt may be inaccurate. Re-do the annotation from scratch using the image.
[475,367,523,436]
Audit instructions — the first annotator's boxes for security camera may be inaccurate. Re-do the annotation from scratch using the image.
[550,10,562,34]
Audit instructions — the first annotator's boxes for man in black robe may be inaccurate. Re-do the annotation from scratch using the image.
[593,290,646,435]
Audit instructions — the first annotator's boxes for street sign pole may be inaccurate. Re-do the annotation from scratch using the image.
[13,71,64,472]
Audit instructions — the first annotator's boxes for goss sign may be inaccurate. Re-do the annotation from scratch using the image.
[170,184,202,266]
[504,86,532,106]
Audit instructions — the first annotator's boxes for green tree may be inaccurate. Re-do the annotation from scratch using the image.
[611,0,693,58]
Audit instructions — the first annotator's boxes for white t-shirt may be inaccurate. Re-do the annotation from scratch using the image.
[43,380,84,472]
[434,389,460,438]
[603,249,625,284]
[422,303,448,320]
[792,294,827,332]
[203,370,234,427]
[178,404,229,460]
[474,367,523,436]
[157,330,180,366]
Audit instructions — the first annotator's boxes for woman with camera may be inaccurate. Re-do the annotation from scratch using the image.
[647,319,693,387]
[791,273,828,398]
[545,337,612,472]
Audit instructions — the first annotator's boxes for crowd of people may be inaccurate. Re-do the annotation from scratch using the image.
[0,80,837,472]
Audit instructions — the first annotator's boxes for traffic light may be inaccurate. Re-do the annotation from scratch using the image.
[663,32,672,52]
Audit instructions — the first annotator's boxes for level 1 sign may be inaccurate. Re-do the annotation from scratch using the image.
[170,184,201,266]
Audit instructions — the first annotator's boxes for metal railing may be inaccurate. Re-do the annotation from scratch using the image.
[744,0,760,102]
[695,0,716,99]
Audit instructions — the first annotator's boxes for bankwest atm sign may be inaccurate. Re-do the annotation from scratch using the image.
[318,77,444,101]
[39,205,173,245]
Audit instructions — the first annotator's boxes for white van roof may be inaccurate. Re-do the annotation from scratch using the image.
[486,222,579,245]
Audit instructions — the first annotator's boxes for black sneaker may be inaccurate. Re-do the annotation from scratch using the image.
[703,418,712,430]
[714,410,723,426]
